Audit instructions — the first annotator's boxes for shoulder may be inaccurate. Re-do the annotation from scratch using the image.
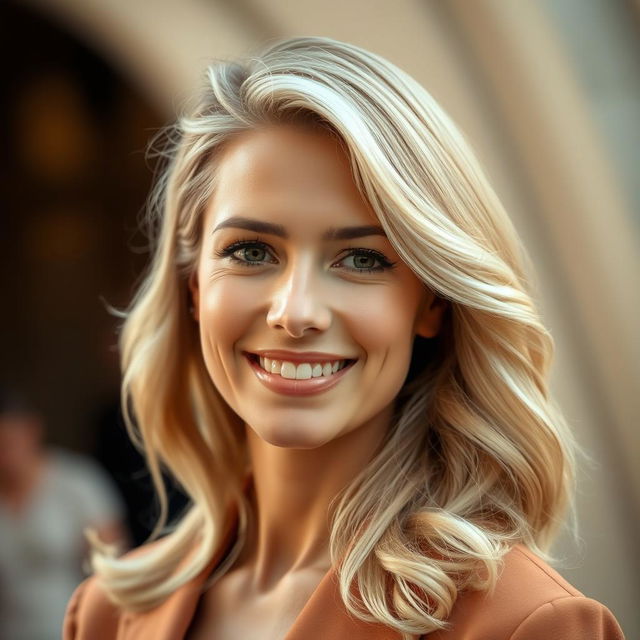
[63,534,218,640]
[50,448,114,489]
[50,448,124,519]
[49,448,98,476]
[48,449,109,495]
[63,541,164,640]
[429,544,625,640]
[63,574,122,640]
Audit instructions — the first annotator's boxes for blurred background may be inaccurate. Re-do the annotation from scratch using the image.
[0,0,638,637]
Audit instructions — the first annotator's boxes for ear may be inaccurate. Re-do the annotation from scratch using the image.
[188,270,200,322]
[415,290,448,338]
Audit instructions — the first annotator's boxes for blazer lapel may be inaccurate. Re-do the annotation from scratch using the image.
[121,478,402,640]
[284,567,403,640]
[121,539,401,640]
[121,504,240,640]
[121,572,212,640]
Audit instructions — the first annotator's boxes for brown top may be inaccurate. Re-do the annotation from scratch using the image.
[63,517,625,640]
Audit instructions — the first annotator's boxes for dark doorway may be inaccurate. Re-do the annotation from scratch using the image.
[0,2,187,545]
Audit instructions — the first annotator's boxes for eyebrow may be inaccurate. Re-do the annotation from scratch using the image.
[212,216,386,241]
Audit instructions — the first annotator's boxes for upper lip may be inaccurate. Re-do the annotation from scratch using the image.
[245,349,357,364]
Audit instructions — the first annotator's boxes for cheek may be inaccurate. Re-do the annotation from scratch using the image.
[199,271,261,333]
[341,286,420,403]
[343,285,420,356]
[197,276,258,386]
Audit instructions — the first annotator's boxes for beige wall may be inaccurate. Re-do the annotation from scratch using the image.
[28,0,639,635]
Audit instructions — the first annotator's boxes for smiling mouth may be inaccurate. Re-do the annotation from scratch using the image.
[246,353,357,380]
[244,352,358,396]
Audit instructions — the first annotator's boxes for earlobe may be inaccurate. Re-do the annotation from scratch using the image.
[188,271,200,321]
[415,294,448,338]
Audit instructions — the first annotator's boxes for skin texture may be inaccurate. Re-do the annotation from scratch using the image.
[187,125,447,638]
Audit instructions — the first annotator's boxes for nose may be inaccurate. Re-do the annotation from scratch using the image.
[265,254,332,338]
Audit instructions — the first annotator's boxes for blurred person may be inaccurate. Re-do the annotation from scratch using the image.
[0,389,126,640]
[63,37,625,639]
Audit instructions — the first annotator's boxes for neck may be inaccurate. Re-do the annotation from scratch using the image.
[238,405,392,590]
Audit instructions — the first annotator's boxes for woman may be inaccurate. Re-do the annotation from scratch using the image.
[64,37,625,639]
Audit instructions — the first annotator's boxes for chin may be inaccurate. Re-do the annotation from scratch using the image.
[251,422,336,450]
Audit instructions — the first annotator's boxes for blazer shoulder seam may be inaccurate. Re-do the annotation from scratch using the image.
[512,546,581,597]
[507,595,593,640]
[64,577,92,639]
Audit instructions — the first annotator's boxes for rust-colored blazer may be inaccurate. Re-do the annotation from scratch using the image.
[64,519,625,640]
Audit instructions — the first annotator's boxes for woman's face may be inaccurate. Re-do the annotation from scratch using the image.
[190,124,445,449]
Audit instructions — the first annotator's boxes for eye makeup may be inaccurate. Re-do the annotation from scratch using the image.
[214,237,397,274]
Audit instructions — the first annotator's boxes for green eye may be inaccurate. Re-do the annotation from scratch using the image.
[338,249,396,273]
[241,246,268,262]
[351,254,377,269]
[216,241,397,274]
[215,240,276,267]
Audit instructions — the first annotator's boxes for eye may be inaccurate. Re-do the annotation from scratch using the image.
[215,240,397,274]
[335,248,396,273]
[215,239,277,267]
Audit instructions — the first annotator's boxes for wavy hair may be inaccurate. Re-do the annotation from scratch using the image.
[90,36,576,638]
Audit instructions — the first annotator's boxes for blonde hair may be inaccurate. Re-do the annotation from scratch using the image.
[91,36,576,638]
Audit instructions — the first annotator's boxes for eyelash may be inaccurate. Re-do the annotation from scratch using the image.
[214,237,397,274]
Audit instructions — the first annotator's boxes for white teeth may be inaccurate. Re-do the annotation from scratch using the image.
[294,363,312,380]
[255,357,349,378]
[281,362,297,379]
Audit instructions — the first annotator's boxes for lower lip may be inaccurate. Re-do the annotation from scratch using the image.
[245,354,357,396]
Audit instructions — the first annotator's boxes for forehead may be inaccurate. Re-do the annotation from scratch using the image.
[206,125,380,232]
